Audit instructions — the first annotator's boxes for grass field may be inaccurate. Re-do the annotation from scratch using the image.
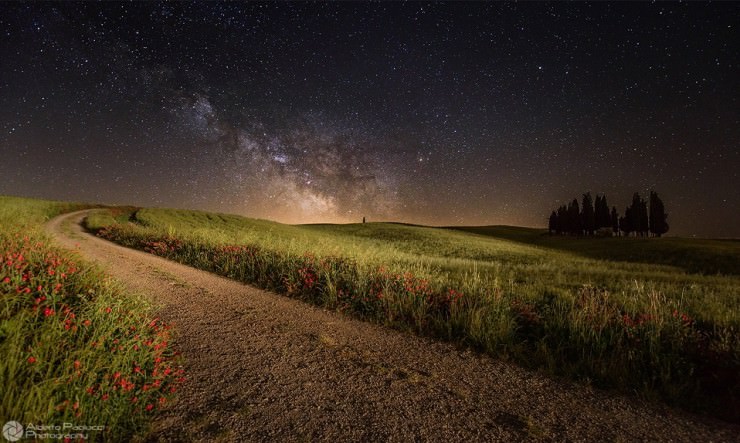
[452,225,740,276]
[87,206,740,421]
[0,197,183,439]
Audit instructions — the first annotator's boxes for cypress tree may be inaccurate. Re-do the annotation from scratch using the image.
[569,199,581,236]
[610,206,619,236]
[557,205,568,235]
[548,211,557,235]
[598,194,610,229]
[629,193,648,237]
[649,191,669,237]
[639,197,649,236]
[582,192,595,235]
[620,206,633,237]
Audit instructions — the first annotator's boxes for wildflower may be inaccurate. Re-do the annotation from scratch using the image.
[2,277,9,283]
[27,356,36,364]
[43,307,55,317]
[145,404,154,411]
[105,307,112,314]
[101,394,109,401]
[83,319,91,327]
[74,360,81,369]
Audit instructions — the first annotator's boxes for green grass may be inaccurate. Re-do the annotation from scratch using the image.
[451,225,740,275]
[0,197,183,439]
[88,206,740,422]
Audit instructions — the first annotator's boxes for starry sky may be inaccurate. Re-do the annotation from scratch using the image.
[1,2,738,237]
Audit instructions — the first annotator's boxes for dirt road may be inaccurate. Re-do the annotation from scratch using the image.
[47,211,737,442]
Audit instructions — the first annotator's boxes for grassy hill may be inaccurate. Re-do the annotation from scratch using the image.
[85,206,740,420]
[451,225,739,276]
[86,207,740,327]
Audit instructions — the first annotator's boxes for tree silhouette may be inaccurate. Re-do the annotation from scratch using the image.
[569,199,581,236]
[620,206,633,237]
[638,195,649,236]
[595,194,610,229]
[610,206,619,236]
[581,192,595,235]
[628,192,649,237]
[649,191,669,237]
[557,205,568,234]
[548,211,557,235]
[547,191,667,239]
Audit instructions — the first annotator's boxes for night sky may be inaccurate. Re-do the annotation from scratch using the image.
[1,2,738,237]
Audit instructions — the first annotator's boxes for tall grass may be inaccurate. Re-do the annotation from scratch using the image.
[0,197,183,439]
[90,207,739,421]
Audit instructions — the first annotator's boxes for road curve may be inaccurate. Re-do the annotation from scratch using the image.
[46,210,737,442]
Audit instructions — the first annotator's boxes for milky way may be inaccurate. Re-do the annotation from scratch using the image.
[175,94,402,223]
[0,2,737,235]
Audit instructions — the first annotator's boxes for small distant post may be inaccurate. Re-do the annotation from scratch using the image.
[362,216,366,224]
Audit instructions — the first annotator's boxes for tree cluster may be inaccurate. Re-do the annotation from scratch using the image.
[548,191,669,237]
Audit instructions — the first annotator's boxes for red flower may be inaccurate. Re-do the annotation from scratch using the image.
[43,307,55,317]
[2,277,10,283]
[74,360,81,369]
[145,404,154,411]
[27,356,36,364]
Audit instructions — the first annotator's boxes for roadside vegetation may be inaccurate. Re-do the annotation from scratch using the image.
[0,197,183,439]
[87,206,739,422]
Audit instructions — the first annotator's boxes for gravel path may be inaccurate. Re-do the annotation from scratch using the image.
[47,210,737,442]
